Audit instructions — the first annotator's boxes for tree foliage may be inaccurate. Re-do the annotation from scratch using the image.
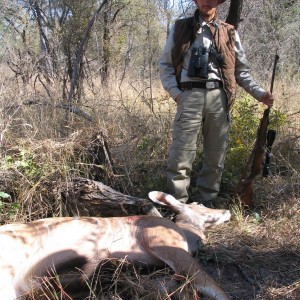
[0,0,298,102]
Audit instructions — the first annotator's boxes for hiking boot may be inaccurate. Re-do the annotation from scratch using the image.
[190,192,228,209]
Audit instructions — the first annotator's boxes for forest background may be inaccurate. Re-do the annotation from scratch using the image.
[0,0,299,299]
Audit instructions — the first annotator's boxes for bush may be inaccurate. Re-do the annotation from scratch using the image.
[222,93,288,192]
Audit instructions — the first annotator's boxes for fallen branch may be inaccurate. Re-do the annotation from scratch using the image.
[60,177,162,217]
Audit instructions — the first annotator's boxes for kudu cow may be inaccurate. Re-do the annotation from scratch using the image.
[0,191,231,300]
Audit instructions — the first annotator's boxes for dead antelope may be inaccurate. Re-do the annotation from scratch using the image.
[0,191,231,300]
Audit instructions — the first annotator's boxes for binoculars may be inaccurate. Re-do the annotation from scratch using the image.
[187,47,210,79]
[187,46,223,79]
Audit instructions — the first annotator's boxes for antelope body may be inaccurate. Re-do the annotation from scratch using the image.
[0,192,231,300]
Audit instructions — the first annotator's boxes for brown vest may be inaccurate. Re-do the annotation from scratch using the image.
[172,10,236,109]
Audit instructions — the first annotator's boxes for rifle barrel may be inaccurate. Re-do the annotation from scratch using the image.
[270,52,280,94]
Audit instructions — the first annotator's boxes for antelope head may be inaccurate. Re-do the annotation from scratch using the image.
[148,191,231,250]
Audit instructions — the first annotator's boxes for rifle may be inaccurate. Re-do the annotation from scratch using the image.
[234,52,279,207]
[262,129,276,177]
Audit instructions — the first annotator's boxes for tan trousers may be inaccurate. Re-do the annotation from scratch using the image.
[166,87,230,203]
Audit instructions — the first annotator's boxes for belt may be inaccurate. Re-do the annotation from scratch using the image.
[180,81,223,90]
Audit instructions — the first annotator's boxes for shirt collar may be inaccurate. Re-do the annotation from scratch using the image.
[199,15,215,27]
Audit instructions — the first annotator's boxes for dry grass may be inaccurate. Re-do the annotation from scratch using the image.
[23,257,198,300]
[0,73,299,299]
[205,172,300,299]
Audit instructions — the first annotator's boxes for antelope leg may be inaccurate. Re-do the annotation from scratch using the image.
[149,246,229,300]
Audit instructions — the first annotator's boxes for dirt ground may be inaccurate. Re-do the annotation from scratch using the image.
[201,193,300,299]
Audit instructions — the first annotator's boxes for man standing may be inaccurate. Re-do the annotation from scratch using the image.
[159,0,274,206]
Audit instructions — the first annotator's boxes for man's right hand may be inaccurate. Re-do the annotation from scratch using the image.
[175,92,183,104]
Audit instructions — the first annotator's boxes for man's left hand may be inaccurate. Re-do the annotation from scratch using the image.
[261,91,274,107]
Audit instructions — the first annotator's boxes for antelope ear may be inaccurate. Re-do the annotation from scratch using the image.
[148,191,184,212]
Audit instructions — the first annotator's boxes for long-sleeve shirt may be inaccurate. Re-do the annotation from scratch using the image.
[159,20,266,101]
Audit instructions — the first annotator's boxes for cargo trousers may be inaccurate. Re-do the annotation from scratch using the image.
[166,87,230,203]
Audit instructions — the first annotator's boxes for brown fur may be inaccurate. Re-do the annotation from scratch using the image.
[0,192,230,300]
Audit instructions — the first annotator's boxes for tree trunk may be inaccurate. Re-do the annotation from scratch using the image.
[67,0,109,104]
[61,177,162,218]
[101,6,110,84]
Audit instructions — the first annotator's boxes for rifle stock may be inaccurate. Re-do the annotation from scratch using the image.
[234,53,279,207]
